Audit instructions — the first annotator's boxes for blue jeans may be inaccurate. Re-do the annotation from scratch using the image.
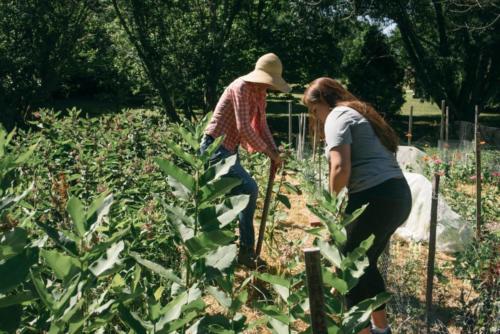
[199,135,258,250]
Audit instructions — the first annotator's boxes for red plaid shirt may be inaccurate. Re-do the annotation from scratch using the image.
[205,78,277,153]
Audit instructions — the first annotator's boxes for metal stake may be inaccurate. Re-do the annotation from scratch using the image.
[426,174,441,333]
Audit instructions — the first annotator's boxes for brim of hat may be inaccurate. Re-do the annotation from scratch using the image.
[241,69,291,93]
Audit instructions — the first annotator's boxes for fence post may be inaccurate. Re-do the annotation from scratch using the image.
[426,174,440,333]
[304,248,327,334]
[445,106,449,143]
[408,105,413,146]
[440,100,446,142]
[312,119,318,164]
[288,101,292,147]
[475,105,482,240]
[297,113,303,159]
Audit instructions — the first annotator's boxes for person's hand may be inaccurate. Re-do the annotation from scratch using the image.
[270,150,283,173]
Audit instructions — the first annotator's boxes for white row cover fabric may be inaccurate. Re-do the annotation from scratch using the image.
[395,172,473,253]
[396,146,427,174]
[395,146,473,252]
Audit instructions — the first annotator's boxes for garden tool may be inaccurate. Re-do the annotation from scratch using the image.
[255,162,278,258]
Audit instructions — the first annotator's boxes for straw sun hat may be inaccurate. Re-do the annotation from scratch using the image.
[241,53,291,93]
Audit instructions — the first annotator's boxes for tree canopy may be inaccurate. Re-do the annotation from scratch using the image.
[0,0,498,127]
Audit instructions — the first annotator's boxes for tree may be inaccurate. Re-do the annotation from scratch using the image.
[351,0,500,121]
[240,0,346,86]
[111,0,244,120]
[343,25,405,116]
[0,0,95,129]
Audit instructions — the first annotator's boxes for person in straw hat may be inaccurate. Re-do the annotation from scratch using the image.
[200,53,290,268]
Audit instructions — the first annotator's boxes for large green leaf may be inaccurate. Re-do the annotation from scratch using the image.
[342,292,391,333]
[199,154,237,187]
[30,271,55,311]
[205,244,237,271]
[206,286,232,309]
[175,125,199,151]
[199,135,224,164]
[325,222,348,246]
[198,195,249,231]
[199,177,241,205]
[87,226,131,259]
[340,235,374,273]
[0,248,37,294]
[0,291,36,308]
[256,304,290,324]
[89,241,124,277]
[155,158,195,192]
[164,140,200,168]
[322,269,349,295]
[318,239,342,269]
[269,317,289,334]
[340,204,368,227]
[255,273,290,287]
[40,249,81,282]
[34,221,78,257]
[167,176,191,200]
[155,286,202,330]
[0,227,27,261]
[129,251,183,285]
[85,193,113,235]
[158,311,199,333]
[165,205,194,241]
[283,181,301,195]
[276,194,291,209]
[66,197,86,237]
[255,273,291,302]
[306,204,333,225]
[184,230,235,258]
[118,304,148,334]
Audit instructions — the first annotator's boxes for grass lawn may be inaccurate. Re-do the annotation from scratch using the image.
[400,90,440,116]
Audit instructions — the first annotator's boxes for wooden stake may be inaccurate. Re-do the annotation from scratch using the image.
[312,118,318,164]
[445,106,449,143]
[408,105,413,146]
[288,101,292,147]
[440,100,445,142]
[304,248,327,334]
[426,174,440,333]
[318,154,322,192]
[255,164,277,258]
[297,114,303,159]
[475,105,482,240]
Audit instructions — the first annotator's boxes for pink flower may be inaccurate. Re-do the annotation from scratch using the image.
[492,171,500,178]
[434,159,443,164]
[470,175,477,180]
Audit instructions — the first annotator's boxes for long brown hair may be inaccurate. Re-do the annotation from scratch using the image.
[302,77,399,153]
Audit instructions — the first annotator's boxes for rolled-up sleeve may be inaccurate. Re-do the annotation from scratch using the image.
[232,83,268,152]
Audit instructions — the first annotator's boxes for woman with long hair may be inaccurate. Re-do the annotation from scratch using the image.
[303,77,412,334]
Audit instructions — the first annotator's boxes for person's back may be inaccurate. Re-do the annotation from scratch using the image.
[324,106,403,194]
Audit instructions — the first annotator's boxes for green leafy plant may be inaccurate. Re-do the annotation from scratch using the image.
[302,179,391,333]
[0,127,39,332]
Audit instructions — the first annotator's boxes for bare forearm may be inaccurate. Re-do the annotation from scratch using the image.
[329,167,350,194]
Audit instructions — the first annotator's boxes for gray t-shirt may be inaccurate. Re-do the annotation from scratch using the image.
[324,106,403,193]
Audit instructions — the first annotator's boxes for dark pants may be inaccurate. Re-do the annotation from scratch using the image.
[343,177,412,310]
[199,135,258,250]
